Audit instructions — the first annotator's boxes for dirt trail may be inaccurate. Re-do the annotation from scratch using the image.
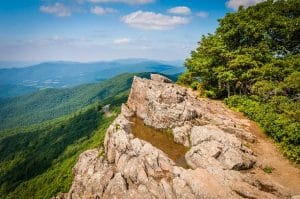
[230,109,300,195]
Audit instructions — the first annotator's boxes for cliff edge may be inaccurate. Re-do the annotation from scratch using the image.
[56,74,300,199]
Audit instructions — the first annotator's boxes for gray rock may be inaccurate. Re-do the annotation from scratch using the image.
[160,179,175,199]
[151,74,172,83]
[67,149,114,199]
[103,173,127,198]
[172,124,191,147]
[187,125,256,170]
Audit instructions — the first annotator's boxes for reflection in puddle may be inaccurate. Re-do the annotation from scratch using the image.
[130,117,189,168]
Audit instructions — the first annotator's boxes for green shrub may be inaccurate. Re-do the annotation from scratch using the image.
[225,95,300,163]
[263,166,274,174]
[204,90,217,99]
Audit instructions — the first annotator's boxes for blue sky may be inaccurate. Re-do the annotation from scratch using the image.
[0,0,264,62]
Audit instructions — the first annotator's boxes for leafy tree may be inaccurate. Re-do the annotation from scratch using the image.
[180,0,300,162]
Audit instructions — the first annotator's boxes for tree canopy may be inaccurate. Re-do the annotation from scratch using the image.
[179,0,300,162]
[180,0,300,98]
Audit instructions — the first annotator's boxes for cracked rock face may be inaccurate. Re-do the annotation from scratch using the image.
[186,125,255,171]
[58,74,292,199]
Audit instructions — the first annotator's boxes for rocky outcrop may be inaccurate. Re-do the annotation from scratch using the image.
[186,125,255,171]
[58,74,294,199]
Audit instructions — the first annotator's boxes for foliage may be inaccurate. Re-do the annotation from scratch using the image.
[0,73,150,130]
[263,166,274,174]
[225,96,300,163]
[180,0,300,162]
[0,100,119,199]
[0,72,179,198]
[181,0,300,97]
[0,60,184,99]
[0,84,37,100]
[0,73,152,198]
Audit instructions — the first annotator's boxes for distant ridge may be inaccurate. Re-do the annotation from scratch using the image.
[0,59,184,99]
[0,73,155,130]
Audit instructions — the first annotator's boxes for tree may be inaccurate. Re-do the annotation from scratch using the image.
[181,0,300,98]
[180,0,300,162]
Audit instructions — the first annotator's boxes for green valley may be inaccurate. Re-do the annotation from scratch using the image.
[0,72,179,198]
[0,73,150,130]
[0,72,162,198]
[1,0,299,198]
[0,102,117,198]
[0,59,184,99]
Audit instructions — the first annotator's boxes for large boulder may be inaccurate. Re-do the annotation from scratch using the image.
[186,125,256,170]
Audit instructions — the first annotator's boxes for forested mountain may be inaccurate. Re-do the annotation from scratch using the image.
[0,102,117,198]
[179,0,300,162]
[0,59,184,99]
[0,84,38,100]
[1,0,299,198]
[0,73,152,130]
[0,72,178,198]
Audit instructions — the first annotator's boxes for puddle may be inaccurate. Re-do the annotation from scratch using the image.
[130,117,189,168]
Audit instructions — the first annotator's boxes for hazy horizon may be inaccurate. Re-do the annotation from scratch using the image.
[0,58,184,68]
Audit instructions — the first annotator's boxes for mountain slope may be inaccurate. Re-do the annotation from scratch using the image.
[0,73,150,130]
[0,59,184,98]
[0,84,38,99]
[0,73,180,198]
[0,102,118,198]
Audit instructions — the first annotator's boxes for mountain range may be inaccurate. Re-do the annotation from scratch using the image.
[0,59,184,99]
[0,58,181,198]
[0,72,165,198]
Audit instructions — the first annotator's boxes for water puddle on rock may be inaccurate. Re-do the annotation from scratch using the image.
[130,117,189,168]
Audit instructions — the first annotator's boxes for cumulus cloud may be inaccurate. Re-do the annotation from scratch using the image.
[196,11,209,18]
[167,6,191,15]
[121,11,189,30]
[113,38,131,44]
[86,0,154,4]
[90,6,117,15]
[226,0,266,10]
[40,3,71,17]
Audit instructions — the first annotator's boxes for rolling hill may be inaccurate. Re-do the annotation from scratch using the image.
[0,72,160,198]
[0,73,152,130]
[0,101,117,198]
[0,72,180,198]
[0,59,184,99]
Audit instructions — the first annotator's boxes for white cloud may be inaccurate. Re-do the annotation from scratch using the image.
[86,0,154,4]
[113,38,131,44]
[226,0,266,10]
[49,35,66,42]
[90,6,117,15]
[196,11,209,18]
[167,6,191,15]
[40,3,71,17]
[121,10,189,30]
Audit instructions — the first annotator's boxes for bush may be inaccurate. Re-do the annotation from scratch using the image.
[177,72,194,85]
[225,95,300,163]
[263,166,274,174]
[204,90,217,99]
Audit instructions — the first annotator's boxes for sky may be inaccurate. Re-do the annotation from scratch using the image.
[0,0,265,62]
